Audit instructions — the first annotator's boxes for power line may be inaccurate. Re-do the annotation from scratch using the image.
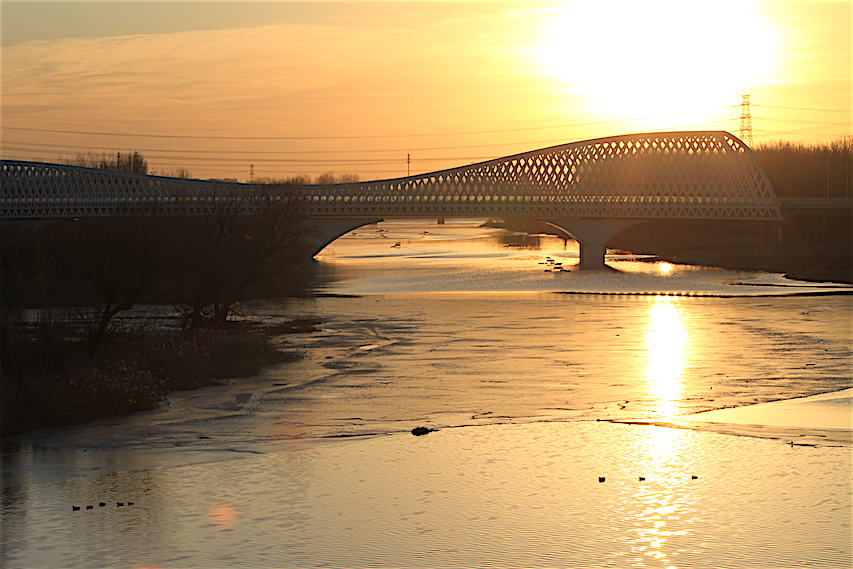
[0,133,581,157]
[0,122,620,141]
[0,142,405,156]
[756,122,852,136]
[0,150,411,176]
[0,115,760,179]
[1,138,571,156]
[755,104,851,113]
[0,117,738,159]
[0,143,501,165]
[0,108,737,141]
[752,117,853,126]
[0,148,496,165]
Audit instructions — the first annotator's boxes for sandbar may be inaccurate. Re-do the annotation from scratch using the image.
[621,388,853,446]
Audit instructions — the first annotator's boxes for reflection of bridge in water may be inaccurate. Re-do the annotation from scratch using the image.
[1,131,783,269]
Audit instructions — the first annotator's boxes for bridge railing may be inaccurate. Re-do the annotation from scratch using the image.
[288,131,781,220]
[1,131,782,221]
[0,160,297,218]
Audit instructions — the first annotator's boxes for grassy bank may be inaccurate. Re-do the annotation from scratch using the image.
[0,318,320,436]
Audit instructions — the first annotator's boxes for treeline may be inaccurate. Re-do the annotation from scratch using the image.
[490,138,852,283]
[0,189,317,435]
[754,137,852,198]
[62,150,360,185]
[607,138,853,282]
[63,151,194,179]
[255,172,360,185]
[65,151,150,175]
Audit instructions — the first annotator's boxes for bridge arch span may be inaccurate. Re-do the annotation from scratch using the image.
[1,131,780,268]
[300,131,780,265]
[308,218,384,257]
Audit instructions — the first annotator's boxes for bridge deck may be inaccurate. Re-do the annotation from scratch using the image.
[2,131,782,222]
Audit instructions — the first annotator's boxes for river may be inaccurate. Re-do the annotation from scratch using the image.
[2,219,851,568]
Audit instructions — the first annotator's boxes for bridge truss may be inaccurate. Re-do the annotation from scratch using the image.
[1,131,780,222]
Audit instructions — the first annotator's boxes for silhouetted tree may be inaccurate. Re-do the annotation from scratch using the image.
[154,168,194,179]
[315,171,360,184]
[66,151,148,174]
[754,137,852,198]
[0,223,48,377]
[69,218,164,353]
[168,186,309,328]
[254,175,312,185]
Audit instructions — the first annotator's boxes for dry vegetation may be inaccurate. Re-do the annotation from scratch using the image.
[0,322,316,435]
[0,209,317,435]
[1,154,325,435]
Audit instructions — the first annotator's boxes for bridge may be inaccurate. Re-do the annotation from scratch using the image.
[1,131,782,269]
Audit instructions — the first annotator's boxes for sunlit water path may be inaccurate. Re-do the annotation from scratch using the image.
[2,219,851,568]
[315,219,852,297]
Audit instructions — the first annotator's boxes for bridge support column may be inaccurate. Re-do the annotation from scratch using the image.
[541,219,641,270]
[305,218,384,257]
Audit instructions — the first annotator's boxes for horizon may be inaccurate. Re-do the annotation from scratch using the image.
[2,0,850,181]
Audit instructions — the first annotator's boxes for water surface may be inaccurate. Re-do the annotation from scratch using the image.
[2,219,851,568]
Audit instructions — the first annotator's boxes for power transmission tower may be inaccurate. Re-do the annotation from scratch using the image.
[739,95,754,146]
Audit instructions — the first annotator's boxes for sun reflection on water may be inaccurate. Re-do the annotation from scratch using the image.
[614,427,700,568]
[627,299,698,566]
[645,296,689,417]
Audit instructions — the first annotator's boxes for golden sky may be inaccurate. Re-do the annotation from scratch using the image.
[1,0,850,181]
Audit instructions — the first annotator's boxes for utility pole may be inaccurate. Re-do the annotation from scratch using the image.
[739,95,754,146]
[249,164,254,183]
[407,153,411,177]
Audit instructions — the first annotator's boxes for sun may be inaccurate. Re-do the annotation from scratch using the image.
[532,0,778,122]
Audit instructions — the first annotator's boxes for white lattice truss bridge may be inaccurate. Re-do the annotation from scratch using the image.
[1,131,780,267]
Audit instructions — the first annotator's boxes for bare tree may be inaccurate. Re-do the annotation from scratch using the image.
[335,172,360,184]
[65,151,148,174]
[254,175,312,185]
[168,186,309,328]
[155,168,194,179]
[315,172,360,184]
[73,218,163,353]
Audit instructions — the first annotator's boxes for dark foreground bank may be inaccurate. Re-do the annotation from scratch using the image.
[0,318,320,436]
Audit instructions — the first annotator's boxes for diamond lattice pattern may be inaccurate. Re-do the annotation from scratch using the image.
[1,131,780,221]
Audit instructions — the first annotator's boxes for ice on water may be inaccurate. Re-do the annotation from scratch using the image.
[2,219,850,569]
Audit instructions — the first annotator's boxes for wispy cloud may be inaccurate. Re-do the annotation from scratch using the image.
[2,1,849,178]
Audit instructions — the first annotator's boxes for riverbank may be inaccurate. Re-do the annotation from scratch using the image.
[2,220,850,569]
[0,318,320,436]
[8,290,848,454]
[484,212,853,284]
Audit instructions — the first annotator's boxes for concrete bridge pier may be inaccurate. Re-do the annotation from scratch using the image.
[541,219,641,270]
[306,218,384,257]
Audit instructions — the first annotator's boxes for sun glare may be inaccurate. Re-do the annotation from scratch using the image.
[533,0,778,121]
[645,296,688,416]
